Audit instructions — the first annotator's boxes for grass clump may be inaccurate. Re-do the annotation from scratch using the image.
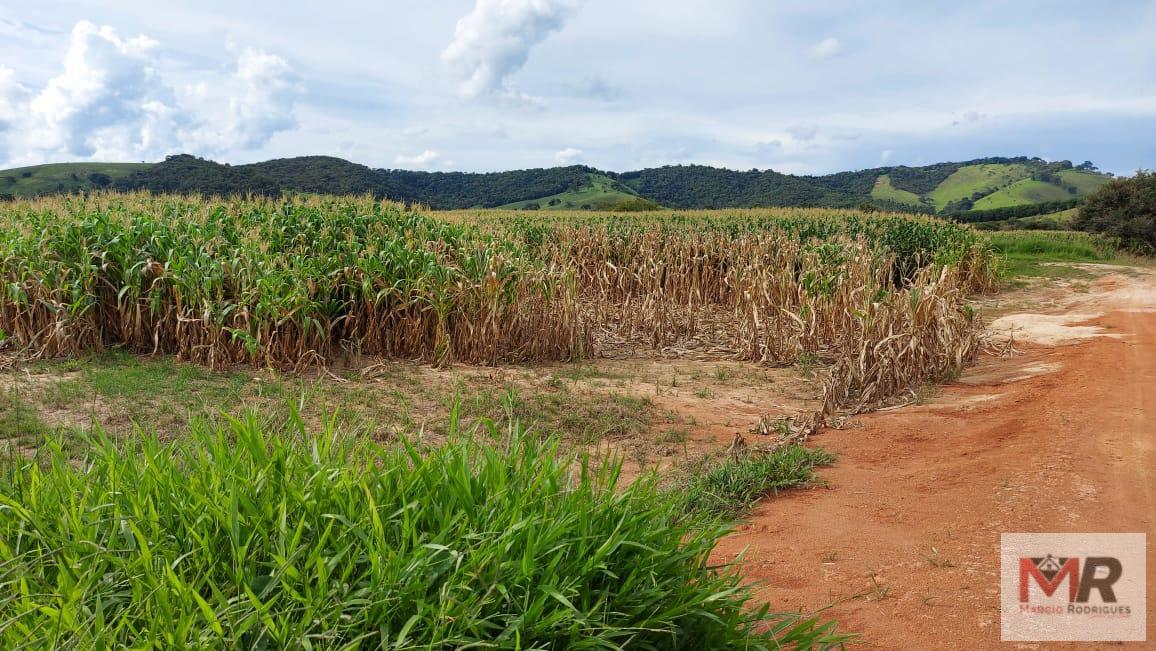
[985,229,1124,281]
[0,410,844,649]
[681,446,835,520]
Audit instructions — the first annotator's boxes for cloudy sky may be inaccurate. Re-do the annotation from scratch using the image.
[1,1,1154,175]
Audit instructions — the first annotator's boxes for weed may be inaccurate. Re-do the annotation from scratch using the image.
[679,446,835,519]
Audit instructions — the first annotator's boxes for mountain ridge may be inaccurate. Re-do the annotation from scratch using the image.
[0,154,1113,216]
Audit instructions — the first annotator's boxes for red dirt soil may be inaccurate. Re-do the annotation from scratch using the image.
[712,270,1156,649]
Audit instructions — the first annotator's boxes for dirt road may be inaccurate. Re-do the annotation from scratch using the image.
[713,267,1156,649]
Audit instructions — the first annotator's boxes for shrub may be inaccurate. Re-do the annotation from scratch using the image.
[1073,171,1156,254]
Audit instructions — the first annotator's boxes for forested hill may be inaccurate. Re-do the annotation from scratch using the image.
[110,155,605,210]
[1,154,1113,215]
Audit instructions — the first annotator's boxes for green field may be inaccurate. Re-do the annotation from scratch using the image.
[0,162,152,197]
[870,174,925,207]
[925,163,1031,210]
[1057,169,1112,195]
[499,173,656,210]
[984,229,1125,280]
[972,178,1073,209]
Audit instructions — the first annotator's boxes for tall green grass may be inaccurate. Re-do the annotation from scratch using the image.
[985,230,1120,261]
[0,412,845,649]
[985,230,1125,280]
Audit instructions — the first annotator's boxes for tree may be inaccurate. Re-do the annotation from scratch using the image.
[1073,171,1156,254]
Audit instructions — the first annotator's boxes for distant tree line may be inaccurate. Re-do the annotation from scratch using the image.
[114,155,600,209]
[1,153,1105,215]
[951,198,1081,223]
[611,157,1051,210]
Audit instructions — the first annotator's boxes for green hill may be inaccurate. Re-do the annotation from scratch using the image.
[870,175,926,208]
[972,178,1071,209]
[499,174,657,210]
[924,163,1031,210]
[0,162,151,197]
[1057,169,1111,195]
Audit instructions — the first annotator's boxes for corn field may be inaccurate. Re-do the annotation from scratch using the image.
[0,194,585,368]
[0,194,996,410]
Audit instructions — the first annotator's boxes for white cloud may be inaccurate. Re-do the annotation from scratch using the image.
[0,22,301,166]
[23,21,185,161]
[880,149,895,162]
[224,49,302,150]
[394,149,441,168]
[442,0,579,98]
[810,37,841,59]
[554,147,582,164]
[190,48,302,152]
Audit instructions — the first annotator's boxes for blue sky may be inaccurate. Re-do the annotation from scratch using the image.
[1,1,1154,175]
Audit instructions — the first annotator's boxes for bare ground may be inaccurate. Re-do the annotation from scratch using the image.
[0,348,823,478]
[712,266,1156,649]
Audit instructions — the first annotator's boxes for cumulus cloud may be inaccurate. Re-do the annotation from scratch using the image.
[394,150,441,168]
[554,147,582,164]
[810,37,841,59]
[0,21,302,166]
[227,49,301,149]
[443,0,579,98]
[23,21,185,161]
[193,48,303,152]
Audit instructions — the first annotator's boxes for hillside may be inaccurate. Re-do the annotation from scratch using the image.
[870,175,926,209]
[0,154,1113,215]
[923,163,1032,210]
[0,162,150,198]
[498,173,657,210]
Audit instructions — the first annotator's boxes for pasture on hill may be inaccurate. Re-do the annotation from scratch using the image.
[0,162,150,198]
[924,163,1031,210]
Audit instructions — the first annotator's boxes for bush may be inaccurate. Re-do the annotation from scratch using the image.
[0,412,845,649]
[1073,171,1156,254]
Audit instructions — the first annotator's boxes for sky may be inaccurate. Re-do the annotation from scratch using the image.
[1,1,1154,176]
